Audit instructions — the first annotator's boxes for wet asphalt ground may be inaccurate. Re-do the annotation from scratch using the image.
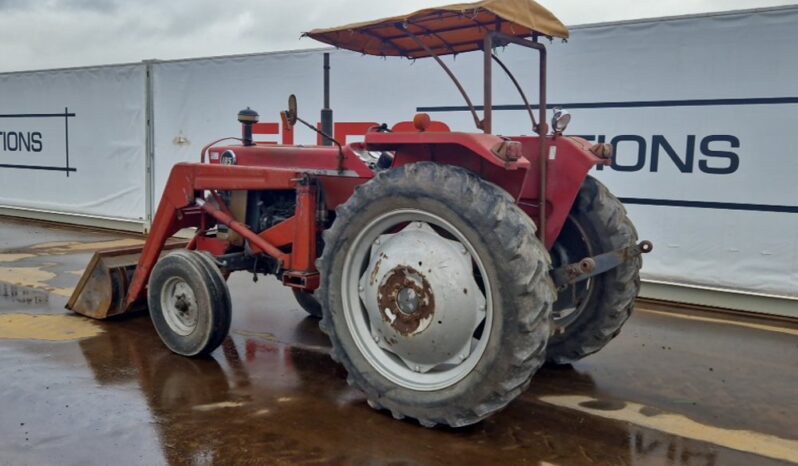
[0,217,797,466]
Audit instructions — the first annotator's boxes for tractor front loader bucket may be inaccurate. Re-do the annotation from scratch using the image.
[67,240,187,319]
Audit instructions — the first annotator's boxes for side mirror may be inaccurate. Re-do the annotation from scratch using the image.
[283,94,298,127]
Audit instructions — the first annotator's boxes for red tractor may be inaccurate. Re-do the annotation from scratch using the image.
[68,0,651,427]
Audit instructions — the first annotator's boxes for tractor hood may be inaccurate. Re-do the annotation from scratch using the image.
[303,0,569,59]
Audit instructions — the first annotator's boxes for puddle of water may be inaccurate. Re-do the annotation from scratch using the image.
[578,399,626,411]
[539,395,798,464]
[235,329,279,342]
[0,253,35,263]
[192,401,244,412]
[0,265,73,297]
[30,238,143,254]
[0,313,103,341]
[29,241,82,250]
[235,329,329,354]
[0,283,49,305]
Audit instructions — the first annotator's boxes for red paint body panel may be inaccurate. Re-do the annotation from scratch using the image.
[128,132,602,307]
[125,163,335,307]
[511,136,599,247]
[364,131,528,169]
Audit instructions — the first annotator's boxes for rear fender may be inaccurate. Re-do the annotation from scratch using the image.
[367,132,604,249]
[364,131,529,171]
[512,136,605,248]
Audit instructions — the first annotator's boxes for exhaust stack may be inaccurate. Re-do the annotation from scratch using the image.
[320,53,334,146]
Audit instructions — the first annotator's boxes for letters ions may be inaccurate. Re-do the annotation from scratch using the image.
[0,131,43,152]
[586,134,740,175]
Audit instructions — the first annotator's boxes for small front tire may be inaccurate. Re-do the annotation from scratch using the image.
[148,250,232,357]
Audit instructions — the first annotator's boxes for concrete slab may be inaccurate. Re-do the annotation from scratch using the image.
[0,217,796,465]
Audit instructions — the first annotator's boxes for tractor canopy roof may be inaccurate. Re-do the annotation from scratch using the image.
[304,0,569,59]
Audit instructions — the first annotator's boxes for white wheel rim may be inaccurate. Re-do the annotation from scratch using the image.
[160,276,199,336]
[342,209,493,391]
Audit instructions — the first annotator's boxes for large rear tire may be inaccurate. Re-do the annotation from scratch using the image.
[317,162,554,428]
[148,250,232,357]
[546,176,641,364]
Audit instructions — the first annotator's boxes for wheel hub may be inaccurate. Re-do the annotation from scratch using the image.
[396,287,419,315]
[358,221,486,373]
[376,265,435,335]
[175,293,190,313]
[161,278,198,336]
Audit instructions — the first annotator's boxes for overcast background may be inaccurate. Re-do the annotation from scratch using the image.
[0,0,793,72]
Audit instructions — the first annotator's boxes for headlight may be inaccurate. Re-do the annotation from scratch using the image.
[220,150,237,165]
[551,108,571,134]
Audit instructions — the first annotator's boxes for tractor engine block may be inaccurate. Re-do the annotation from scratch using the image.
[250,190,296,233]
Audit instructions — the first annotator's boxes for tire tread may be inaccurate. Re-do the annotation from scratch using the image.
[317,162,554,428]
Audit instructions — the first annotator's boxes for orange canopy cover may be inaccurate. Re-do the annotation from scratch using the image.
[304,0,569,59]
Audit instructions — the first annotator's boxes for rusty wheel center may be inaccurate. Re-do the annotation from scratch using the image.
[377,266,435,336]
[345,212,492,391]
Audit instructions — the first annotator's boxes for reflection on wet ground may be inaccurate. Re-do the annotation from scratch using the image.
[0,217,797,465]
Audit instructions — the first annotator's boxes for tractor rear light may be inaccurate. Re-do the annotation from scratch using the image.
[491,140,523,162]
[413,113,432,131]
[551,108,571,134]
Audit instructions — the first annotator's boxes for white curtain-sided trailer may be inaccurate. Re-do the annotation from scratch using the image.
[0,64,146,227]
[0,6,796,315]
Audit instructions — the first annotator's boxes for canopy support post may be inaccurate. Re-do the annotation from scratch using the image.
[397,24,483,131]
[490,53,537,131]
[483,33,493,134]
[483,31,549,243]
[538,43,548,244]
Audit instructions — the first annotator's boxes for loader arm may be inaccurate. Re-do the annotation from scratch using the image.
[124,163,303,310]
[67,162,319,319]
